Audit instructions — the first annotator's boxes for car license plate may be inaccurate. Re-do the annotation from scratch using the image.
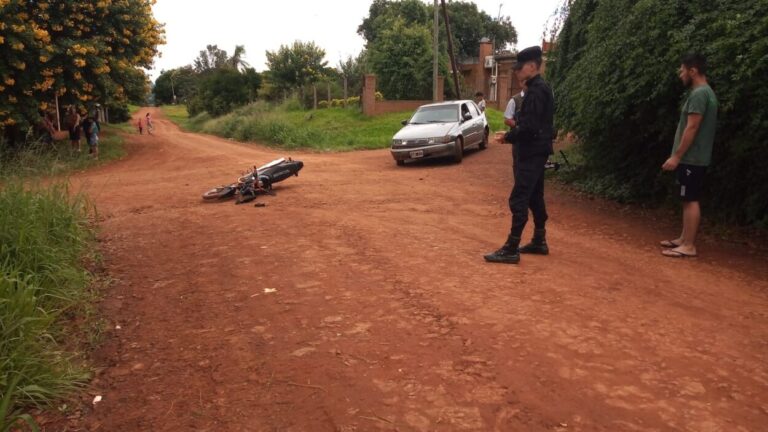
[410,150,424,158]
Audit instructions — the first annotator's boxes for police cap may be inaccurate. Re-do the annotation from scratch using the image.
[513,46,543,70]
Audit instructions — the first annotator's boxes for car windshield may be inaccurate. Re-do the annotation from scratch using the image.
[409,106,458,124]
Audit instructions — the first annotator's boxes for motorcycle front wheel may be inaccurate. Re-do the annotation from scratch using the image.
[202,186,236,200]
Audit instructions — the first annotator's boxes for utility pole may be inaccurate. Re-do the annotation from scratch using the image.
[432,0,439,101]
[440,0,460,99]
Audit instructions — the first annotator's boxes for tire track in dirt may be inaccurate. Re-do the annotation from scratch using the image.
[59,107,768,432]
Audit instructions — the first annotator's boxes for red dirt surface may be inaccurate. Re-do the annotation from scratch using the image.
[64,107,767,431]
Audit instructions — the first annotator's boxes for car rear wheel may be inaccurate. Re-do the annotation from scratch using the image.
[453,137,464,163]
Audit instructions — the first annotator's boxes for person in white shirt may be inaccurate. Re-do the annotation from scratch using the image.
[503,88,526,128]
[474,92,486,112]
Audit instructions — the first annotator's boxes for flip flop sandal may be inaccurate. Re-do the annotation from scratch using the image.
[660,240,681,248]
[662,249,698,258]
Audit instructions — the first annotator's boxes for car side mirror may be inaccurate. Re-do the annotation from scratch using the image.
[401,119,408,126]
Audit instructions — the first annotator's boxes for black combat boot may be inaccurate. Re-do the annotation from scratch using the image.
[519,229,549,255]
[484,234,521,264]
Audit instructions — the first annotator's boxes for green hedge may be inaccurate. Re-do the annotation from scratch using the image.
[549,0,768,227]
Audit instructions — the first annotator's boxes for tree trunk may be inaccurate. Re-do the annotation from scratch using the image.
[54,94,61,131]
[343,76,348,105]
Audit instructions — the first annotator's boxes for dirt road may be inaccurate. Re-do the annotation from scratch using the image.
[68,108,768,431]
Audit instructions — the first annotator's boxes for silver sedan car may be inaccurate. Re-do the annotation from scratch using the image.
[391,100,489,165]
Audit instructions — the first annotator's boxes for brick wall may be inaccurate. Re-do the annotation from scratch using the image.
[362,75,444,116]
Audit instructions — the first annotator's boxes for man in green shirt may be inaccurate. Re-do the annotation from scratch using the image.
[661,53,718,258]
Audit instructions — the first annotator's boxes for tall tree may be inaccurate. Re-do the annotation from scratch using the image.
[193,45,230,73]
[229,45,250,71]
[0,0,164,138]
[337,51,369,97]
[265,41,328,93]
[188,68,256,116]
[368,18,435,100]
[437,2,517,59]
[153,66,197,105]
[358,0,430,44]
[359,0,517,60]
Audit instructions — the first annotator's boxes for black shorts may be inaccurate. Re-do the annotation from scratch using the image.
[676,163,706,202]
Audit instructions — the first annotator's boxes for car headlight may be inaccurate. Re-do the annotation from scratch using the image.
[426,136,451,144]
[392,139,402,146]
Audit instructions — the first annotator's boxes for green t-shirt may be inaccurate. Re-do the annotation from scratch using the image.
[672,84,718,166]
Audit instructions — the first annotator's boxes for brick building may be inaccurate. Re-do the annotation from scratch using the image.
[459,38,552,111]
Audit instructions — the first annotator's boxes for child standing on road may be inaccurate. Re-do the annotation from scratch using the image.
[137,117,144,134]
[145,112,153,135]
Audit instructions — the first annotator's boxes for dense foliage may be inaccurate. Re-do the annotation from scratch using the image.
[265,41,330,95]
[358,0,517,100]
[0,0,164,142]
[153,45,261,116]
[153,66,197,105]
[358,0,516,59]
[187,67,261,116]
[549,0,768,226]
[368,18,435,100]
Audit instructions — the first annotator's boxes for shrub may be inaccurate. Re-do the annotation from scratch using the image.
[549,0,768,226]
[318,100,329,109]
[279,95,304,112]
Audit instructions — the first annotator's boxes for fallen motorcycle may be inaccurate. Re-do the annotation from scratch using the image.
[202,157,304,204]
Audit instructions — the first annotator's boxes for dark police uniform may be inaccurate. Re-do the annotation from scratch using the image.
[485,46,554,264]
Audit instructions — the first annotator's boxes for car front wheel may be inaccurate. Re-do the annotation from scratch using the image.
[453,137,464,163]
[479,128,489,150]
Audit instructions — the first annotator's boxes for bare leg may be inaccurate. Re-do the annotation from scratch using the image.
[668,201,699,256]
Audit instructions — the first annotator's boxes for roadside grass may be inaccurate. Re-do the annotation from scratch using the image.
[0,182,97,431]
[0,124,126,180]
[0,121,130,429]
[484,107,506,133]
[160,104,193,131]
[162,102,507,152]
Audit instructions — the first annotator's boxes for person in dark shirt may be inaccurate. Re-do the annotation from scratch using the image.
[485,46,555,264]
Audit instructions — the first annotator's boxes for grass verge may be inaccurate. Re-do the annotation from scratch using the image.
[0,124,126,180]
[160,104,193,131]
[161,103,507,151]
[0,182,98,431]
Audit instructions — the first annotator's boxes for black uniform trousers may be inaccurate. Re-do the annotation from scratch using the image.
[510,147,548,237]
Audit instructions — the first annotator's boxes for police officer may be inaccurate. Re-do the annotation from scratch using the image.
[485,46,555,264]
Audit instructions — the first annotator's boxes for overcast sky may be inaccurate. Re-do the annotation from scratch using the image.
[149,0,563,80]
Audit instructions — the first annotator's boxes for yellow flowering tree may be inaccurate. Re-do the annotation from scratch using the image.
[0,0,164,140]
